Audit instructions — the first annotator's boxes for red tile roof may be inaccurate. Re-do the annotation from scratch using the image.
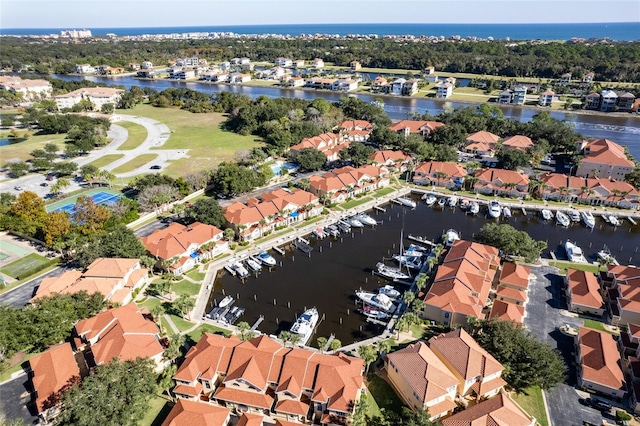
[213,386,275,409]
[389,120,444,134]
[475,168,530,186]
[502,135,533,150]
[162,399,230,426]
[499,263,530,289]
[441,391,534,426]
[174,333,242,383]
[578,327,625,391]
[237,413,264,426]
[583,139,634,168]
[489,300,525,324]
[496,286,527,303]
[29,343,80,414]
[466,131,500,144]
[414,161,467,178]
[567,269,603,309]
[141,222,222,260]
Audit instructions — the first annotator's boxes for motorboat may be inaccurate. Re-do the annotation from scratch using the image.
[556,210,570,227]
[313,227,327,238]
[437,197,447,208]
[581,211,596,229]
[541,209,553,221]
[289,307,319,346]
[360,305,390,320]
[337,220,351,233]
[245,257,262,272]
[355,290,397,313]
[565,240,587,263]
[597,247,619,265]
[608,215,620,227]
[567,209,580,222]
[396,197,417,208]
[424,194,437,206]
[257,250,277,267]
[393,254,423,270]
[356,212,377,226]
[231,261,250,278]
[325,224,340,237]
[375,262,411,281]
[469,202,480,215]
[488,200,501,219]
[447,196,459,207]
[347,216,364,228]
[406,244,429,256]
[218,295,234,308]
[443,229,461,247]
[502,206,512,218]
[460,198,470,210]
[378,285,401,301]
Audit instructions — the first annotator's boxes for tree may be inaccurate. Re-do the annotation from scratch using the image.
[415,273,428,292]
[329,338,342,351]
[357,344,377,374]
[163,334,185,363]
[496,149,530,170]
[50,177,71,195]
[475,223,547,263]
[339,143,375,167]
[294,148,326,171]
[74,224,147,267]
[403,291,416,307]
[316,336,328,352]
[185,198,226,228]
[174,295,195,320]
[100,103,115,114]
[137,184,179,213]
[52,161,78,176]
[158,364,177,401]
[6,161,30,177]
[150,304,165,334]
[71,196,111,236]
[9,191,47,236]
[377,339,393,357]
[42,211,71,247]
[236,321,255,341]
[58,357,157,426]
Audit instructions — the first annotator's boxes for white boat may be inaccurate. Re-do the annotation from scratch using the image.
[581,210,596,229]
[597,247,619,265]
[257,250,277,267]
[460,198,470,210]
[396,197,417,208]
[289,307,319,346]
[360,305,390,320]
[245,257,262,272]
[567,209,580,222]
[608,215,620,227]
[447,196,459,207]
[565,240,587,263]
[469,202,480,215]
[231,261,249,278]
[313,227,327,238]
[356,213,377,226]
[556,211,570,227]
[375,262,411,281]
[443,229,460,247]
[355,290,396,313]
[437,197,447,208]
[502,206,512,218]
[488,200,501,219]
[218,295,234,308]
[325,224,340,237]
[541,209,553,220]
[406,244,429,256]
[337,220,351,233]
[393,254,423,270]
[378,285,401,301]
[424,194,437,206]
[347,216,364,228]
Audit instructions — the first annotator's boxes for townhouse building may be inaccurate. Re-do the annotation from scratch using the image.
[412,161,466,189]
[575,139,635,180]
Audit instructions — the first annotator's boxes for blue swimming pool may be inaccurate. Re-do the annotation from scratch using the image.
[270,162,299,176]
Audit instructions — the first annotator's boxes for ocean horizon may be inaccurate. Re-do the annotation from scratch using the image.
[2,22,639,41]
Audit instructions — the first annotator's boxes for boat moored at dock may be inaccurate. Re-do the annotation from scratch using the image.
[581,210,596,229]
[257,250,277,266]
[541,209,553,221]
[355,290,397,313]
[556,210,570,227]
[395,197,417,208]
[488,200,501,219]
[424,194,437,206]
[290,307,319,346]
[565,240,587,263]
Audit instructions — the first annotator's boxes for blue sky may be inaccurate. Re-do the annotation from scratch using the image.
[2,0,639,28]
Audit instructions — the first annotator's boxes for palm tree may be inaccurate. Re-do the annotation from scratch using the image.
[415,273,428,292]
[158,364,177,401]
[164,334,185,363]
[464,175,479,192]
[377,339,393,358]
[528,178,544,198]
[278,331,292,346]
[357,345,377,374]
[174,295,195,320]
[236,321,254,341]
[151,304,165,334]
[558,186,569,202]
[316,336,328,353]
[403,291,416,307]
[329,338,342,352]
[433,171,449,188]
[289,332,302,347]
[502,182,518,197]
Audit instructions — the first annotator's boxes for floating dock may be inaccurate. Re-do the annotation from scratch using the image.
[407,234,436,247]
[250,315,264,331]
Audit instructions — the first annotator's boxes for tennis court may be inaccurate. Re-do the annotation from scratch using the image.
[0,240,30,257]
[47,188,122,213]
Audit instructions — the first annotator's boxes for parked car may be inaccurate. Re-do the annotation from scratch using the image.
[593,399,612,411]
[40,182,49,187]
[14,186,22,191]
[45,175,54,181]
[578,398,592,406]
[150,165,162,170]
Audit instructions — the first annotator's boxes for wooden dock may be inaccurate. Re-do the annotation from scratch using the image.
[366,317,389,326]
[374,205,386,213]
[408,234,436,247]
[250,315,264,331]
[272,245,285,255]
[627,216,637,225]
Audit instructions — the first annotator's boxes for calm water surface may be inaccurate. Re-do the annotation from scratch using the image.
[208,198,640,347]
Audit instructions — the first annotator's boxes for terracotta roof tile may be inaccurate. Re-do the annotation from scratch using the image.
[162,399,230,426]
[578,327,625,391]
[29,343,80,414]
[141,222,222,260]
[567,269,603,309]
[237,413,264,426]
[466,131,500,144]
[496,286,527,303]
[389,120,444,134]
[489,300,525,324]
[502,135,534,150]
[441,391,535,426]
[499,263,530,289]
[213,386,275,409]
[583,139,634,168]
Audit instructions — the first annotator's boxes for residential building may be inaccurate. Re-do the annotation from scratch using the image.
[141,61,153,69]
[313,58,325,68]
[74,64,96,74]
[585,92,601,110]
[337,120,373,142]
[428,329,506,399]
[137,68,156,78]
[293,59,305,68]
[402,79,419,96]
[162,399,231,426]
[492,262,530,321]
[233,73,252,84]
[436,81,453,98]
[224,188,322,241]
[370,150,412,172]
[559,72,572,84]
[575,138,635,180]
[582,72,595,83]
[426,74,439,83]
[32,257,148,305]
[385,341,459,420]
[538,172,638,208]
[389,120,445,138]
[308,165,390,204]
[282,76,305,87]
[566,268,604,316]
[412,161,466,189]
[618,92,636,112]
[237,413,265,426]
[274,57,293,67]
[489,300,525,324]
[423,66,435,75]
[169,67,196,79]
[502,135,533,151]
[473,169,530,198]
[172,334,365,425]
[576,327,626,398]
[423,240,500,327]
[0,76,52,100]
[464,131,501,157]
[539,90,555,106]
[512,86,527,105]
[371,76,389,92]
[600,90,618,112]
[289,132,346,162]
[331,78,358,92]
[350,61,361,71]
[53,87,123,110]
[440,391,536,426]
[73,303,165,371]
[96,65,124,75]
[603,264,640,326]
[29,343,81,422]
[141,222,226,275]
[176,57,199,67]
[498,89,512,104]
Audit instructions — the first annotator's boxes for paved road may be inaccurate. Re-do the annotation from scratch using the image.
[525,265,606,426]
[0,266,68,307]
[0,374,39,424]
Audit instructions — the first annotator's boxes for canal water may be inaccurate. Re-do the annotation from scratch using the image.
[207,197,640,347]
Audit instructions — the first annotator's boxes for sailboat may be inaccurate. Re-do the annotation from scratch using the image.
[376,230,412,281]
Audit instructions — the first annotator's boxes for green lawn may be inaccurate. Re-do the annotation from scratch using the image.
[117,104,262,178]
[186,269,206,282]
[549,261,601,275]
[0,352,40,382]
[117,121,148,150]
[0,131,68,162]
[366,374,405,415]
[139,395,171,426]
[111,154,158,174]
[340,196,373,210]
[86,153,125,169]
[168,314,195,333]
[0,253,54,280]
[138,297,163,310]
[185,323,231,344]
[582,318,618,335]
[512,386,549,426]
[172,280,200,297]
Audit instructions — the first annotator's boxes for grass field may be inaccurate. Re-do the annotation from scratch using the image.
[186,270,205,281]
[365,374,405,416]
[172,280,200,297]
[111,153,158,174]
[548,261,601,275]
[117,121,148,150]
[185,323,231,344]
[512,386,549,426]
[86,153,124,169]
[0,253,52,279]
[139,396,170,426]
[583,318,618,335]
[117,104,262,178]
[0,131,67,162]
[168,314,195,333]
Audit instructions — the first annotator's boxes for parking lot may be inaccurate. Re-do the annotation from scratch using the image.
[525,264,608,426]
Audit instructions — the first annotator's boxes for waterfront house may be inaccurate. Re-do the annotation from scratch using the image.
[224,188,321,241]
[289,132,346,162]
[282,76,305,87]
[308,165,389,204]
[233,73,252,84]
[385,341,459,420]
[391,78,406,96]
[54,87,123,111]
[575,138,635,180]
[559,72,572,85]
[141,61,153,69]
[412,161,466,189]
[350,60,362,71]
[29,343,81,422]
[565,269,604,316]
[293,59,305,68]
[426,74,439,83]
[313,58,325,68]
[274,57,292,67]
[74,63,95,74]
[31,257,148,305]
[436,81,453,98]
[162,399,231,426]
[585,92,601,110]
[617,92,636,112]
[582,72,595,83]
[464,131,501,157]
[428,329,506,400]
[440,391,536,426]
[538,172,638,208]
[173,334,365,425]
[538,90,555,106]
[141,222,226,275]
[73,303,165,371]
[337,120,373,142]
[331,78,358,92]
[422,240,500,327]
[176,57,200,67]
[498,89,512,104]
[169,68,196,80]
[600,90,618,112]
[512,86,527,105]
[576,327,626,398]
[371,76,389,92]
[137,68,156,78]
[424,66,435,75]
[604,265,640,327]
[402,79,419,96]
[389,120,445,138]
[473,168,530,198]
[0,76,52,100]
[370,149,412,172]
[501,135,533,151]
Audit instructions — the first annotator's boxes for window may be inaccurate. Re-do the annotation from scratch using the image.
[444,312,450,319]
